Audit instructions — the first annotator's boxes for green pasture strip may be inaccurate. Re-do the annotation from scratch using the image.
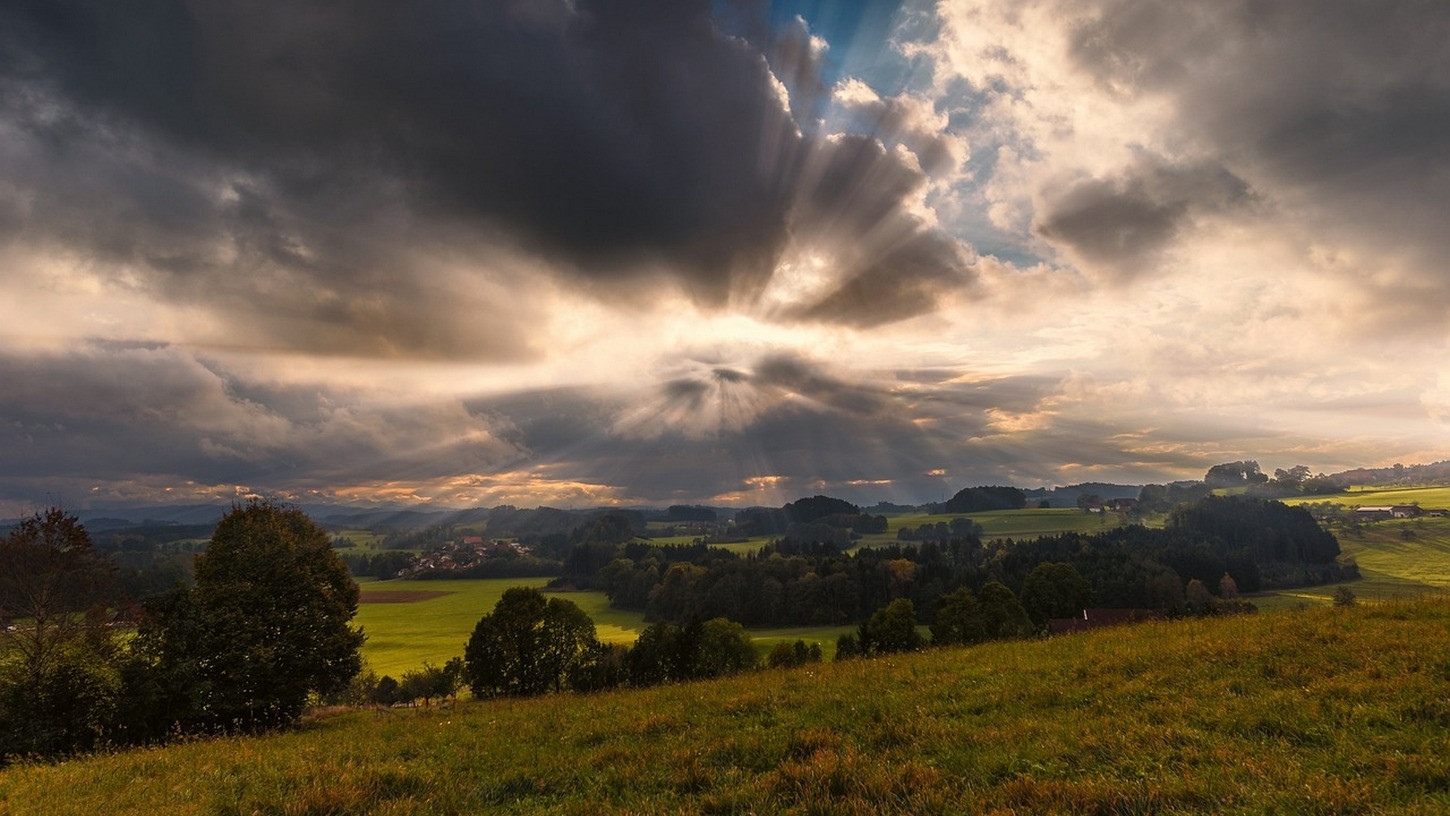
[1283,484,1450,509]
[360,581,869,677]
[355,578,550,678]
[632,535,772,554]
[7,600,1448,815]
[332,529,387,549]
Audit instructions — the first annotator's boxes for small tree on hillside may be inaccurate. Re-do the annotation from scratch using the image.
[861,598,923,655]
[464,587,598,697]
[930,587,986,646]
[978,582,1033,640]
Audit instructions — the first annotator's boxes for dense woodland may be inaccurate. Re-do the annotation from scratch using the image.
[590,496,1351,627]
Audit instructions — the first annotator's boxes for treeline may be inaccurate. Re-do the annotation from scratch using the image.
[591,496,1350,628]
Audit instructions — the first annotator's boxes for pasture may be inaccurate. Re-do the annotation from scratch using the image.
[1283,484,1450,509]
[1253,514,1450,609]
[356,579,849,677]
[855,507,1140,547]
[355,578,552,677]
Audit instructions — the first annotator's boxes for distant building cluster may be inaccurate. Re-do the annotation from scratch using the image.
[400,537,530,577]
[1354,505,1448,520]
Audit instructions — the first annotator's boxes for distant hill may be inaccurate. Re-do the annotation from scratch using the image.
[1023,482,1143,507]
[1331,460,1450,487]
[7,600,1447,814]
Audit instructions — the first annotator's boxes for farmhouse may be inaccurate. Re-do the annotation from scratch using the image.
[1355,505,1419,519]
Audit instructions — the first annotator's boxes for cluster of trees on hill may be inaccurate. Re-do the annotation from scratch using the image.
[0,502,363,763]
[583,496,1348,629]
[441,582,1049,702]
[454,587,762,698]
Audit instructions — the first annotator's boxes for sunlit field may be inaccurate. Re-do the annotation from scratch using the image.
[355,578,552,677]
[636,534,774,554]
[1284,485,1450,509]
[851,508,1140,547]
[358,580,849,677]
[1253,513,1450,610]
[6,600,1447,815]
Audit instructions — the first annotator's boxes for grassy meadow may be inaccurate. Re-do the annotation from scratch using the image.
[355,578,553,677]
[1292,484,1450,509]
[1254,514,1450,610]
[4,599,1448,814]
[357,579,853,676]
[853,507,1140,547]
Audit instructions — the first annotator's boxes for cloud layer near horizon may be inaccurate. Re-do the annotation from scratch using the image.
[1,0,1447,512]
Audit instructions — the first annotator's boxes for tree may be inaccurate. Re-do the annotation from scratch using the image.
[464,587,598,697]
[1019,562,1092,626]
[0,508,116,684]
[0,509,122,759]
[1218,572,1240,600]
[977,582,1032,640]
[399,660,463,707]
[930,587,986,646]
[1185,579,1219,616]
[861,598,923,654]
[152,500,364,731]
[1332,586,1357,607]
[691,618,758,678]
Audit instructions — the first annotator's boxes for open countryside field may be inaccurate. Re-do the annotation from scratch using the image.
[855,507,1142,547]
[1283,484,1450,509]
[1255,515,1450,610]
[358,579,851,676]
[356,578,552,677]
[332,529,389,549]
[637,534,774,554]
[6,600,1447,815]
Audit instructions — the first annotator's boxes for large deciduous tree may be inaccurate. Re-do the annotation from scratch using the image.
[0,508,121,759]
[144,500,364,731]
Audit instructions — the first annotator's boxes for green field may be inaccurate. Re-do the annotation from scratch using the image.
[636,534,774,554]
[854,507,1141,547]
[357,579,850,677]
[355,578,552,677]
[1283,484,1450,510]
[1254,509,1450,610]
[6,599,1447,814]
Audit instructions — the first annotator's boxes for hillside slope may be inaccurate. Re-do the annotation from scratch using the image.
[3,601,1448,815]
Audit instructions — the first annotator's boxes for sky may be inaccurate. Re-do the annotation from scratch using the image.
[1,0,1448,513]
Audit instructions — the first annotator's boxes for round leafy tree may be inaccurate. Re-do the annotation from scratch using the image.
[186,500,363,730]
[465,587,597,697]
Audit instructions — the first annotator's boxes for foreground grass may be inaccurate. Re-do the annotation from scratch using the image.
[5,600,1448,815]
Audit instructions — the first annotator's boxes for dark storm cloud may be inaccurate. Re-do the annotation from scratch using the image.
[1035,155,1251,278]
[0,0,972,357]
[1057,0,1450,299]
[456,354,1091,504]
[0,345,521,505]
[784,134,974,324]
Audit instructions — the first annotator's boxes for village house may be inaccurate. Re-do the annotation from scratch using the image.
[1354,505,1420,519]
